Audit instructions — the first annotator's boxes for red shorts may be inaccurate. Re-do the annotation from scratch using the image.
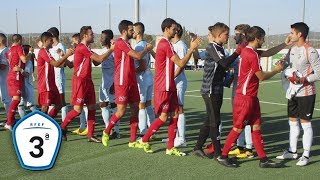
[154,91,178,115]
[7,79,23,97]
[38,91,62,106]
[70,77,96,106]
[115,84,140,105]
[233,94,261,129]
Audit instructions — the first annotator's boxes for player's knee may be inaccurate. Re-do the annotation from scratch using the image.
[73,105,83,113]
[232,127,243,133]
[178,106,184,114]
[252,125,261,131]
[139,103,146,109]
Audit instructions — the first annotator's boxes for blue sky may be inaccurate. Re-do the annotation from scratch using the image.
[1,0,319,35]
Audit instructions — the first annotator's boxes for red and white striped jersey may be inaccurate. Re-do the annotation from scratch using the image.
[236,46,261,97]
[113,38,137,86]
[37,48,58,93]
[154,38,176,92]
[73,43,93,80]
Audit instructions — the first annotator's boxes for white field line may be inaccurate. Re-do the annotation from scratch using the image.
[184,94,320,111]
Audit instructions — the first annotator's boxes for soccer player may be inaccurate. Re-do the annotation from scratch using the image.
[276,22,320,166]
[0,33,11,118]
[218,26,290,168]
[132,22,155,138]
[138,18,201,156]
[190,23,244,159]
[47,27,73,122]
[171,23,188,147]
[101,20,153,147]
[60,26,114,143]
[97,29,120,139]
[37,32,73,119]
[17,45,37,117]
[4,34,29,131]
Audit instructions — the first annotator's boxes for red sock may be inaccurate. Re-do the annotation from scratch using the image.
[204,143,215,154]
[6,99,20,125]
[222,129,240,156]
[252,130,267,158]
[129,117,138,142]
[48,108,59,118]
[167,117,178,149]
[60,110,81,130]
[87,110,95,138]
[142,118,164,142]
[104,114,120,134]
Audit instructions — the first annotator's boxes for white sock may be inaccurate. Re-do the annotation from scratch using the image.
[61,106,68,122]
[18,105,26,118]
[138,108,147,135]
[176,113,186,142]
[244,125,253,149]
[79,107,88,129]
[101,107,111,128]
[146,106,155,127]
[219,121,222,134]
[30,105,37,112]
[301,122,313,157]
[288,120,300,153]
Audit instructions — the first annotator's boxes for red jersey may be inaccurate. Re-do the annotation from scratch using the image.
[154,38,176,92]
[37,48,58,93]
[113,38,136,86]
[73,43,93,80]
[8,45,25,81]
[236,46,262,97]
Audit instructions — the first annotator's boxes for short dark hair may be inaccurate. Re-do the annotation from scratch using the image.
[133,22,145,34]
[12,34,22,43]
[246,26,265,42]
[40,32,53,43]
[176,23,183,38]
[80,26,92,40]
[161,18,177,32]
[235,24,250,34]
[47,27,59,38]
[101,29,114,48]
[72,33,80,39]
[291,22,309,40]
[22,44,31,55]
[118,20,133,34]
[208,22,229,37]
[0,33,7,44]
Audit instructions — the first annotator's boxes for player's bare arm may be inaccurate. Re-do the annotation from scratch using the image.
[128,43,153,60]
[259,35,294,57]
[136,59,147,73]
[50,48,74,67]
[171,37,201,68]
[255,62,283,81]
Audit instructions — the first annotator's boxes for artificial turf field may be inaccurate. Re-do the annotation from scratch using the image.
[0,68,319,179]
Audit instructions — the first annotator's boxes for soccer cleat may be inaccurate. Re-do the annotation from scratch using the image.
[88,136,102,143]
[71,128,80,135]
[276,150,298,160]
[62,129,67,141]
[236,149,254,159]
[166,147,186,157]
[296,156,309,166]
[216,156,237,168]
[138,140,153,153]
[102,131,110,147]
[110,131,120,140]
[190,149,208,159]
[4,124,12,131]
[259,159,281,168]
[228,148,242,156]
[128,141,141,148]
[78,128,88,136]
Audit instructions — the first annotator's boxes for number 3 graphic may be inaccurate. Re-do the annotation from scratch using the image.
[29,136,44,158]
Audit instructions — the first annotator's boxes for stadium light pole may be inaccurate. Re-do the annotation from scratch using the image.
[302,0,305,22]
[16,8,19,34]
[165,0,168,18]
[227,0,231,52]
[134,0,140,23]
[109,2,111,29]
[59,6,62,35]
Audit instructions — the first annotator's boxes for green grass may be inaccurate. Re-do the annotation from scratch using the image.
[0,69,319,179]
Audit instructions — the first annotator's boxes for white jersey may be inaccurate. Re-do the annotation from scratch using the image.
[97,47,114,89]
[173,40,187,89]
[22,60,34,105]
[49,42,66,93]
[0,47,9,66]
[134,40,153,87]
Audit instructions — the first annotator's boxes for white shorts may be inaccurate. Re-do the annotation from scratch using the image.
[177,86,187,106]
[55,68,66,94]
[138,83,153,103]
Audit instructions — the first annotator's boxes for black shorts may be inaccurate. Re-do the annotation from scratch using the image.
[288,95,316,120]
